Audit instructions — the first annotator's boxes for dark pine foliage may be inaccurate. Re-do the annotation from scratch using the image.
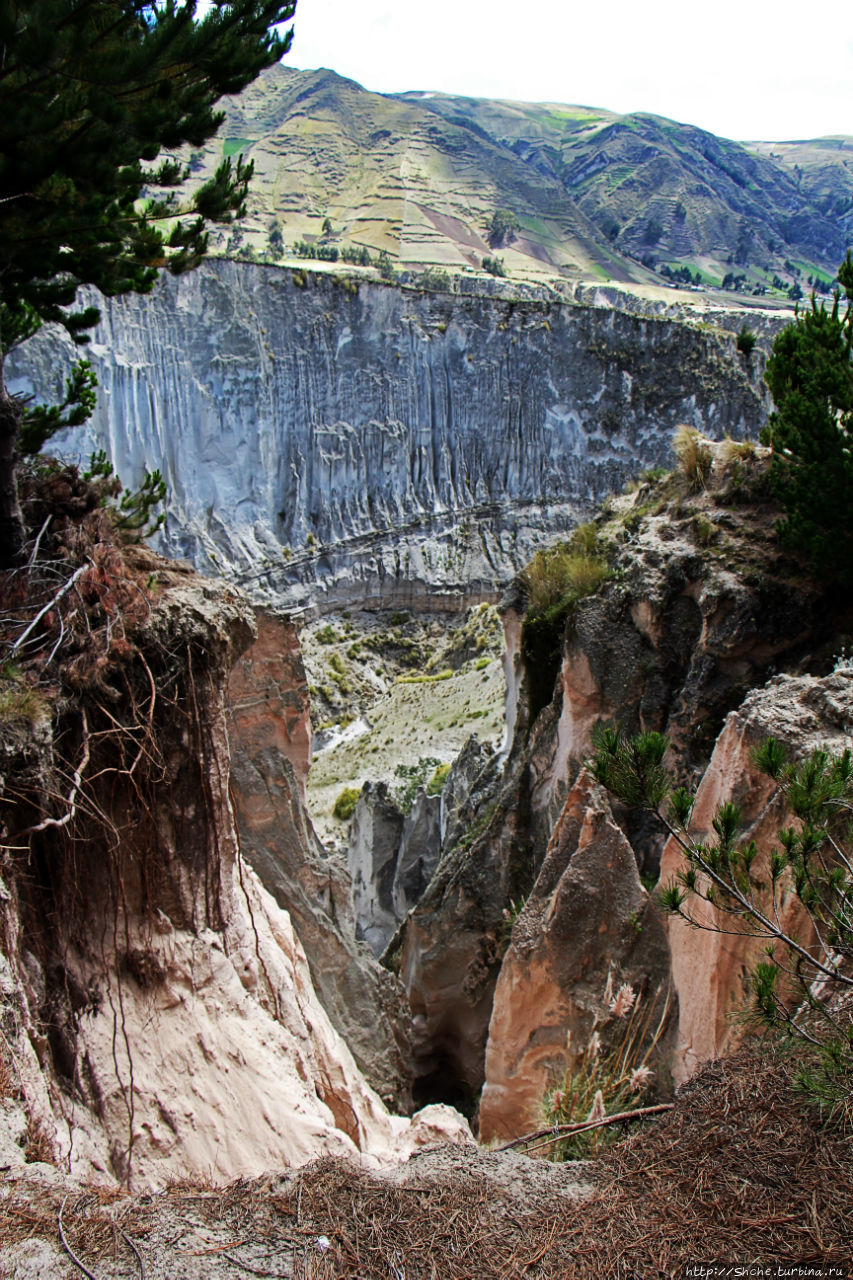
[0,0,296,565]
[762,252,853,584]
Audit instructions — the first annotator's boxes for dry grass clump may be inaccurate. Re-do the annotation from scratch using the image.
[0,673,51,726]
[541,979,670,1159]
[23,1115,56,1165]
[518,527,610,615]
[720,434,757,466]
[672,424,713,490]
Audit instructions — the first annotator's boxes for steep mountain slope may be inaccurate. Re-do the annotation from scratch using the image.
[200,65,852,292]
[748,135,853,245]
[209,65,626,282]
[403,91,850,287]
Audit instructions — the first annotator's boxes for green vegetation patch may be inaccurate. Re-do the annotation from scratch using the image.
[520,524,612,719]
[426,762,452,795]
[223,137,255,158]
[393,757,441,813]
[397,669,453,685]
[332,786,361,822]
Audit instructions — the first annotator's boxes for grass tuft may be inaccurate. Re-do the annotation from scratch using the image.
[672,425,712,491]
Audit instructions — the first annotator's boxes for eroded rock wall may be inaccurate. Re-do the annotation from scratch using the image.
[0,558,468,1188]
[226,610,412,1107]
[9,264,766,610]
[663,667,853,1084]
[478,771,672,1142]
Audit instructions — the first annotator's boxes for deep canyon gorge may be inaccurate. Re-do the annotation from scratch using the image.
[2,264,852,1275]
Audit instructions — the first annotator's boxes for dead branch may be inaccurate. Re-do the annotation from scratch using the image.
[7,561,90,657]
[496,1102,674,1153]
[26,514,52,572]
[15,711,90,837]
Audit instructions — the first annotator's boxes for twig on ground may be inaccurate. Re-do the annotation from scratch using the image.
[58,1196,101,1280]
[496,1102,674,1153]
[119,1228,146,1279]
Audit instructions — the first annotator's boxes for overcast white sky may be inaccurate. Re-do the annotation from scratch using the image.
[285,0,853,142]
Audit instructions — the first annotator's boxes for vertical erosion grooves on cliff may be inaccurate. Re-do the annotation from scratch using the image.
[8,262,770,606]
[0,498,254,1181]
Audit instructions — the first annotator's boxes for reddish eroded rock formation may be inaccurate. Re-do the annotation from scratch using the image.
[662,666,853,1084]
[397,447,851,1130]
[479,771,672,1142]
[226,609,412,1108]
[0,546,469,1188]
[228,609,312,796]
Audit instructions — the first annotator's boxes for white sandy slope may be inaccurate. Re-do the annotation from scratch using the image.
[4,855,471,1192]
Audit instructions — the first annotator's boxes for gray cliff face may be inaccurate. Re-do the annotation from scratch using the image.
[10,262,766,609]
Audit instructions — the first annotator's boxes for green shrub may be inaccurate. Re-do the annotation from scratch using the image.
[692,514,716,545]
[419,267,450,291]
[519,530,612,719]
[396,669,453,685]
[426,762,452,795]
[736,325,757,357]
[339,245,373,267]
[393,757,441,813]
[377,250,396,281]
[332,787,361,822]
[487,208,519,247]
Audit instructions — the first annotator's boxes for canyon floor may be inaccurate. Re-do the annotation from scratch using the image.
[2,1043,849,1278]
[301,604,506,848]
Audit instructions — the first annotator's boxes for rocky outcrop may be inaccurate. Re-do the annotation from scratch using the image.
[478,771,672,1141]
[9,263,766,610]
[226,610,412,1107]
[394,450,852,1128]
[0,546,469,1188]
[392,791,442,921]
[228,609,312,795]
[662,666,853,1084]
[346,783,444,959]
[516,446,834,855]
[348,783,406,956]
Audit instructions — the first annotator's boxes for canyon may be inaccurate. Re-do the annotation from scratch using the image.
[2,263,850,1278]
[10,262,768,611]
